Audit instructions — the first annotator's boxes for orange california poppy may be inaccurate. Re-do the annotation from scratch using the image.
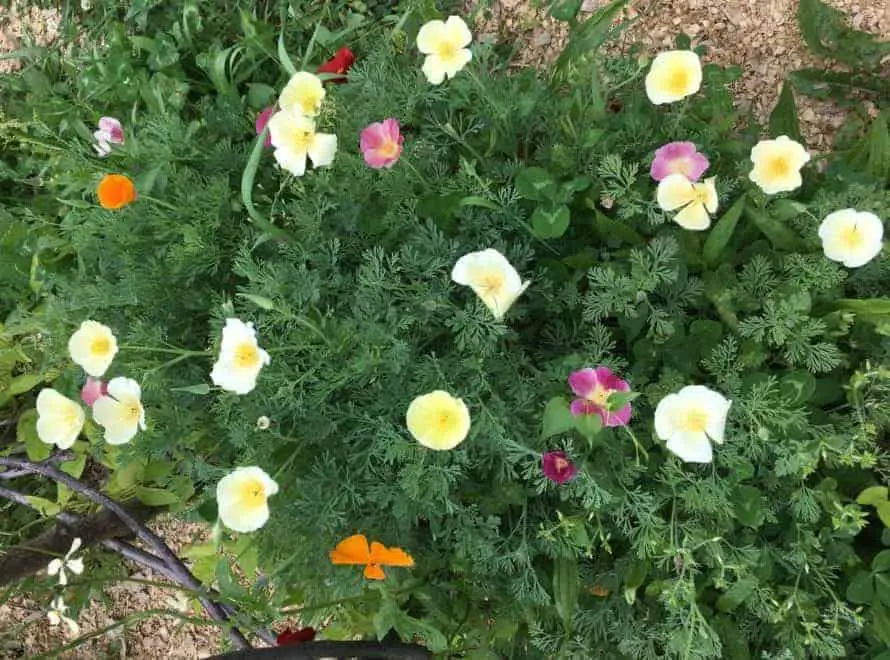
[96,174,137,210]
[329,534,414,580]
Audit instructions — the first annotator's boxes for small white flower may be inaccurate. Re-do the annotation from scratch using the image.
[451,248,530,320]
[256,415,271,430]
[68,320,118,377]
[818,208,884,268]
[748,136,810,195]
[645,50,702,105]
[210,318,271,395]
[416,16,473,85]
[47,596,80,635]
[47,537,84,586]
[216,466,279,533]
[278,71,325,117]
[92,377,146,445]
[36,389,86,450]
[656,174,719,230]
[267,109,338,177]
[654,385,732,464]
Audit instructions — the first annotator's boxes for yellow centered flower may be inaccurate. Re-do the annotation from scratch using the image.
[406,390,471,450]
[748,136,810,195]
[68,320,118,377]
[451,248,530,320]
[267,109,338,177]
[656,174,719,231]
[216,466,279,533]
[654,385,732,464]
[92,377,146,445]
[278,72,325,117]
[210,318,271,395]
[36,389,86,450]
[645,50,702,104]
[417,16,473,85]
[818,208,884,268]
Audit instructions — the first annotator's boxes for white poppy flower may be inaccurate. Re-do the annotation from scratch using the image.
[92,377,146,445]
[36,389,85,450]
[216,466,279,533]
[748,136,810,195]
[267,109,338,177]
[47,596,80,635]
[68,320,118,377]
[278,71,325,117]
[645,50,702,105]
[47,537,85,586]
[654,385,732,464]
[818,208,884,268]
[210,318,271,395]
[451,248,530,320]
[656,174,719,230]
[416,16,473,85]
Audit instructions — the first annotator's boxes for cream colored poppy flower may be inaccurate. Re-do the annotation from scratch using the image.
[92,377,146,445]
[210,318,271,395]
[748,136,810,195]
[267,109,338,177]
[656,174,718,230]
[68,320,118,377]
[818,209,884,268]
[36,389,85,450]
[451,248,529,320]
[216,466,279,533]
[654,385,731,464]
[645,50,702,104]
[47,596,80,635]
[278,71,325,117]
[406,390,471,450]
[47,537,84,586]
[417,16,473,85]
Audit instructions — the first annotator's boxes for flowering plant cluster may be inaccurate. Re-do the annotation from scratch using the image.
[2,0,890,657]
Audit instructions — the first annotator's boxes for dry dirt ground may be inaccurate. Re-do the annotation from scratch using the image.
[1,0,889,658]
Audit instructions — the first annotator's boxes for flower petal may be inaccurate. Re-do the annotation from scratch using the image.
[568,368,599,398]
[308,133,338,168]
[666,431,713,463]
[330,534,372,565]
[673,201,711,230]
[656,173,696,211]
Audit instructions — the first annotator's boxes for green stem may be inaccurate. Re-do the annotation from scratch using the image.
[621,425,649,465]
[140,195,181,211]
[401,157,432,188]
[119,345,210,356]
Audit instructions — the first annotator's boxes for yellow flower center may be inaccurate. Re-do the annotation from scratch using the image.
[236,478,266,508]
[587,386,612,407]
[839,224,864,250]
[91,336,112,356]
[667,66,690,95]
[124,402,142,422]
[299,91,322,116]
[679,409,709,433]
[437,410,456,432]
[554,457,569,471]
[668,157,692,177]
[378,139,399,158]
[291,129,314,151]
[435,40,460,65]
[766,156,791,180]
[62,407,81,430]
[234,342,261,369]
[479,272,505,295]
[691,187,710,205]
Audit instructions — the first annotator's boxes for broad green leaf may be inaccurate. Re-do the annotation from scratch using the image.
[594,210,644,245]
[134,485,181,507]
[171,383,211,395]
[769,199,807,221]
[857,486,889,506]
[833,298,890,317]
[247,83,276,108]
[17,408,51,462]
[733,485,765,528]
[236,292,275,310]
[847,111,890,183]
[541,397,574,439]
[876,573,890,607]
[768,82,803,143]
[623,560,648,603]
[798,0,890,68]
[846,571,874,603]
[552,557,580,633]
[5,372,44,397]
[702,194,746,266]
[745,207,805,252]
[874,550,890,573]
[240,130,296,243]
[531,205,571,238]
[60,453,87,479]
[716,577,758,612]
[25,495,60,517]
[779,371,816,405]
[516,167,558,201]
[606,390,639,411]
[874,600,890,646]
[573,411,603,439]
[790,68,890,100]
[549,0,584,21]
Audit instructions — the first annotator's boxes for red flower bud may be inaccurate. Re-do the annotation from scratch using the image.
[276,627,316,646]
[317,47,355,82]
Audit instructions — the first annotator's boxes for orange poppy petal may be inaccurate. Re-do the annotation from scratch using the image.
[364,564,386,580]
[97,174,137,210]
[369,541,415,567]
[330,534,371,565]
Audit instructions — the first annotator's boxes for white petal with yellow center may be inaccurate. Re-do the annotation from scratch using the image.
[278,72,325,117]
[406,390,471,450]
[417,16,473,85]
[36,389,86,450]
[451,248,529,320]
[68,320,118,377]
[748,135,810,195]
[210,318,271,395]
[268,110,337,177]
[657,174,718,230]
[818,208,884,268]
[217,466,279,533]
[654,385,731,464]
[645,50,702,105]
[93,377,146,445]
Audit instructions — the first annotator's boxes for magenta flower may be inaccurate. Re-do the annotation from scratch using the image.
[650,141,709,182]
[360,118,404,169]
[255,106,276,148]
[93,117,124,157]
[542,451,578,484]
[80,377,108,407]
[568,367,632,427]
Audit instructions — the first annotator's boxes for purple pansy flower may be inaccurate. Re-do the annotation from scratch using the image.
[542,451,578,484]
[568,366,632,427]
[255,106,276,147]
[650,141,709,182]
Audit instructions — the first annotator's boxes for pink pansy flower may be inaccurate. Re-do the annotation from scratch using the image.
[360,118,404,169]
[650,141,709,182]
[568,367,632,427]
[93,117,124,157]
[542,451,578,484]
[80,377,108,407]
[255,106,275,148]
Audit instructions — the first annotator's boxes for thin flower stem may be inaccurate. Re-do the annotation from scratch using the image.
[401,157,432,188]
[119,345,210,356]
[622,425,649,465]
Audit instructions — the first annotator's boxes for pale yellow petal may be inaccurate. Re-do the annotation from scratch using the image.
[308,133,338,168]
[645,50,702,104]
[656,173,696,211]
[416,20,448,55]
[674,201,711,230]
[422,55,448,85]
